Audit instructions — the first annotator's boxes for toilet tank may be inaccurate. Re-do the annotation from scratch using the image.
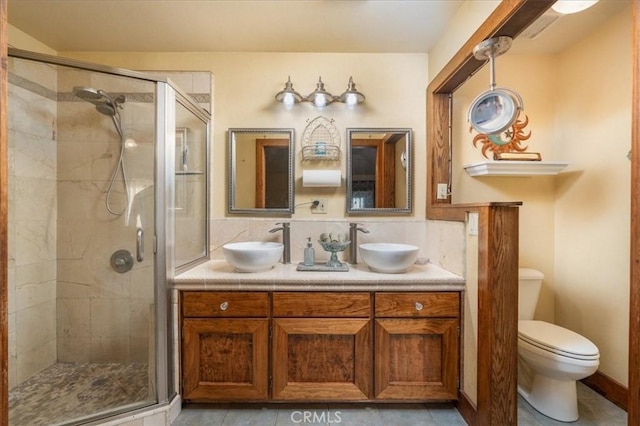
[518,268,544,320]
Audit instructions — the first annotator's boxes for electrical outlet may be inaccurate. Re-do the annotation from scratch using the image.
[436,183,449,200]
[311,198,328,214]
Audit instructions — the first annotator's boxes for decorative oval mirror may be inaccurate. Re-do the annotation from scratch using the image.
[228,128,295,215]
[346,128,412,215]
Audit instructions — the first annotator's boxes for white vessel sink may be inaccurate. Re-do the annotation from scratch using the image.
[222,241,284,272]
[359,243,419,274]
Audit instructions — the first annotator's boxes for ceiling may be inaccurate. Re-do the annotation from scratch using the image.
[7,0,465,53]
[7,1,631,56]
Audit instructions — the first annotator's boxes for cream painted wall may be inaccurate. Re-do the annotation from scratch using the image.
[453,54,558,323]
[54,51,428,222]
[428,0,500,83]
[451,8,632,386]
[8,26,56,55]
[553,9,631,386]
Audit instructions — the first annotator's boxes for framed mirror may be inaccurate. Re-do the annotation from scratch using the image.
[228,128,295,215]
[346,128,412,214]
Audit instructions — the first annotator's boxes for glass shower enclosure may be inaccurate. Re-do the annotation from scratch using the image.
[6,48,209,425]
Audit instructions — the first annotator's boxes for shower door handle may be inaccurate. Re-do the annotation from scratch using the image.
[136,228,144,262]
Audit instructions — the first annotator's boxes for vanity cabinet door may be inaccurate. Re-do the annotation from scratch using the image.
[182,318,269,401]
[272,293,372,401]
[271,318,372,401]
[181,291,270,401]
[374,292,460,401]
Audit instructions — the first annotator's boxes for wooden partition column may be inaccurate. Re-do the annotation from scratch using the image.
[476,204,520,425]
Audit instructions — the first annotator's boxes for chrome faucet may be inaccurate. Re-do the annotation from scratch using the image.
[269,222,291,264]
[349,223,369,264]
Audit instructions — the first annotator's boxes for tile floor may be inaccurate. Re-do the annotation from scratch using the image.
[172,383,627,426]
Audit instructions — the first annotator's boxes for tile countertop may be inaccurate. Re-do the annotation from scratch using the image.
[173,260,465,292]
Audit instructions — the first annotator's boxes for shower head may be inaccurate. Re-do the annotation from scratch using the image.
[95,102,117,116]
[72,86,125,116]
[73,86,103,103]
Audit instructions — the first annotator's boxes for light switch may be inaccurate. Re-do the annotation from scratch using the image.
[468,212,479,236]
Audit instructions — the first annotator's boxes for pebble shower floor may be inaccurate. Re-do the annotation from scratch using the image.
[9,362,149,425]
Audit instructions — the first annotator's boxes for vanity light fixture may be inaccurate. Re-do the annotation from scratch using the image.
[274,76,303,110]
[307,77,334,109]
[338,77,366,109]
[467,36,524,136]
[275,76,365,109]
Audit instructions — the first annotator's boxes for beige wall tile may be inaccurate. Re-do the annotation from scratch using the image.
[16,334,56,383]
[90,337,129,362]
[57,337,90,363]
[91,298,130,337]
[57,298,90,338]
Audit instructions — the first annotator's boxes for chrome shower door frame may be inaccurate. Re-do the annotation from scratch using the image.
[6,47,210,423]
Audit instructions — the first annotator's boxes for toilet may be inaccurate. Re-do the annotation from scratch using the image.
[518,268,600,422]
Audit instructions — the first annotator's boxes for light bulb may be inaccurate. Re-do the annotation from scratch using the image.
[346,93,358,108]
[314,93,327,109]
[283,93,295,109]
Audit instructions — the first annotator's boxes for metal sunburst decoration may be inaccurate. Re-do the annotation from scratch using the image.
[471,112,532,159]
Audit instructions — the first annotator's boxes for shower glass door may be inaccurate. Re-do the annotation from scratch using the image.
[7,55,159,424]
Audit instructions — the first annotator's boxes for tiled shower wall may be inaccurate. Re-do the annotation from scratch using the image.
[8,59,58,388]
[54,69,157,365]
[8,59,213,389]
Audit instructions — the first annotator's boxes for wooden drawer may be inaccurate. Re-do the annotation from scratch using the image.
[273,292,371,317]
[375,292,459,318]
[182,291,269,317]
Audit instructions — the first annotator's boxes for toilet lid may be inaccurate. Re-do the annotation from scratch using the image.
[518,320,599,360]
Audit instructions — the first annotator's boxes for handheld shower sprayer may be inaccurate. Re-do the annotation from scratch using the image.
[73,86,130,216]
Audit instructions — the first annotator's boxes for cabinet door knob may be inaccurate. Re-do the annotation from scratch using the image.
[415,302,423,311]
[220,301,229,311]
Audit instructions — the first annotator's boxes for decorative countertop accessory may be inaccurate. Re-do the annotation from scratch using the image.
[296,233,350,272]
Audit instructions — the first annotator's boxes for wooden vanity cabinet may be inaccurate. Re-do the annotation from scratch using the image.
[180,290,460,403]
[374,292,460,400]
[181,291,269,401]
[271,292,372,401]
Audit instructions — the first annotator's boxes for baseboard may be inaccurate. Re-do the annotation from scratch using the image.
[581,370,628,411]
[455,390,477,426]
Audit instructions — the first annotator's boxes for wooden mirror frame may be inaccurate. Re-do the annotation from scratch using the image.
[426,0,640,425]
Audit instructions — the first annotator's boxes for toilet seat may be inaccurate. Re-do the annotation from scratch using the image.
[518,320,599,361]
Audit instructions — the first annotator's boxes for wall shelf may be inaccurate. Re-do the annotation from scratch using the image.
[464,161,569,177]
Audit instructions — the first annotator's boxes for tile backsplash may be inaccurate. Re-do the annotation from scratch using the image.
[209,218,465,276]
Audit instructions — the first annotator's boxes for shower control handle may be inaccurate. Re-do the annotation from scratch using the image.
[136,228,144,262]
